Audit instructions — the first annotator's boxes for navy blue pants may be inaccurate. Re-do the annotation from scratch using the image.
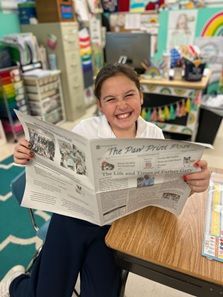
[9,214,121,297]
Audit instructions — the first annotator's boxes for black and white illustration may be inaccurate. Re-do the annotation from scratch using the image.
[58,140,87,175]
[168,10,197,49]
[27,123,55,161]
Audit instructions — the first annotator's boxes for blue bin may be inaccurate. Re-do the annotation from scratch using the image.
[18,2,37,25]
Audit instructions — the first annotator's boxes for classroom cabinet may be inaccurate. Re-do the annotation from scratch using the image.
[21,22,86,121]
[23,70,65,125]
[0,66,28,141]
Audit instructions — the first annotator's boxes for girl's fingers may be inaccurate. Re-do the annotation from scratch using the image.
[184,161,211,182]
[14,146,32,159]
[14,138,34,164]
[14,151,33,160]
[185,170,210,182]
[187,179,209,188]
[194,160,208,170]
[186,177,210,193]
[14,157,30,165]
[187,184,210,193]
[188,184,209,193]
[183,159,211,193]
[18,138,30,147]
[15,139,31,150]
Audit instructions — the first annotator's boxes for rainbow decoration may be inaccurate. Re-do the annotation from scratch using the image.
[141,97,196,122]
[0,67,25,134]
[79,29,94,88]
[201,12,223,37]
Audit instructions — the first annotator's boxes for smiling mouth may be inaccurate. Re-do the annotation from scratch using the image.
[115,112,132,119]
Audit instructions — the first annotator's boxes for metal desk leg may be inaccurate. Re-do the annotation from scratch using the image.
[119,270,129,297]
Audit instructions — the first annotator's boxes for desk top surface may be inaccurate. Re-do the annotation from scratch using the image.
[105,168,223,286]
[140,69,211,90]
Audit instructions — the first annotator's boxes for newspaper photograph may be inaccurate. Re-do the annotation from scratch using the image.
[15,110,211,226]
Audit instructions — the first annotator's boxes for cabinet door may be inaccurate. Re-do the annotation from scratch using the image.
[60,23,85,118]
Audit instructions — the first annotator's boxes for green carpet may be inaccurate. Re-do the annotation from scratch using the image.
[0,155,49,279]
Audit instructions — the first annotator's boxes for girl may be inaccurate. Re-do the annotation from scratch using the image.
[1,64,210,297]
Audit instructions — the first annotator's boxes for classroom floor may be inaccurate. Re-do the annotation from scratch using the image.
[1,105,223,297]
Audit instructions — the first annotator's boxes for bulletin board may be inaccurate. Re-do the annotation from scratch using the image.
[196,8,223,37]
[155,7,223,94]
[108,12,159,57]
[0,0,18,11]
[196,8,223,94]
[155,7,223,60]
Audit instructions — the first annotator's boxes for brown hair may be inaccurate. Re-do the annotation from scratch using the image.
[94,63,141,100]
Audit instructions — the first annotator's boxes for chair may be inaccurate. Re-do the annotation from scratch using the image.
[10,171,127,297]
[10,170,50,243]
[10,170,79,297]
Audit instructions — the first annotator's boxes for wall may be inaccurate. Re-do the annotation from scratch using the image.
[0,11,20,38]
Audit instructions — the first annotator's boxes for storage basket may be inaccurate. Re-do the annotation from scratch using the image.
[184,59,206,82]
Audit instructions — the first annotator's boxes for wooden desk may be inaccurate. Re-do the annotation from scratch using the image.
[140,70,211,90]
[140,70,211,141]
[105,168,223,297]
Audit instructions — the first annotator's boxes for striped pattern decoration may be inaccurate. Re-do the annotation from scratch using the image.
[141,97,194,122]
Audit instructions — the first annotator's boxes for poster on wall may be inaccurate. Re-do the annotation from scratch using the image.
[0,0,19,11]
[195,36,223,91]
[195,36,223,64]
[129,0,145,12]
[195,9,223,94]
[167,10,198,49]
[205,0,223,7]
[74,0,90,22]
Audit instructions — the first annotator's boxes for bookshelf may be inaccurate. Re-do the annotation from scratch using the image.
[0,66,28,141]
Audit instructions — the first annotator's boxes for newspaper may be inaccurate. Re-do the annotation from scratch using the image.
[15,110,211,226]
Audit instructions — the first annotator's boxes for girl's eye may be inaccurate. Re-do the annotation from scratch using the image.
[105,98,115,103]
[126,93,134,98]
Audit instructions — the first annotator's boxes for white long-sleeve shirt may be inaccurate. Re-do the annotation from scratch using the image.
[72,115,164,140]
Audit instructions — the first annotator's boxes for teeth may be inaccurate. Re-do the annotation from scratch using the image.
[116,113,130,119]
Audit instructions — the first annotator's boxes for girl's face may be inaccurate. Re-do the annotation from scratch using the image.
[97,73,143,138]
[178,14,187,29]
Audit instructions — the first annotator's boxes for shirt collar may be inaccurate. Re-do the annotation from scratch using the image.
[97,115,116,138]
[136,116,148,138]
[97,115,147,139]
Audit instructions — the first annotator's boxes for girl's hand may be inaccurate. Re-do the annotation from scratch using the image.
[183,160,211,194]
[14,138,34,165]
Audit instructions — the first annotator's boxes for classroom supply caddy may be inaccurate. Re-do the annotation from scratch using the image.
[22,69,66,125]
[0,66,29,141]
[184,59,206,82]
[18,2,37,25]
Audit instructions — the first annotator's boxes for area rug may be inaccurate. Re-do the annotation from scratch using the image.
[0,155,50,279]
